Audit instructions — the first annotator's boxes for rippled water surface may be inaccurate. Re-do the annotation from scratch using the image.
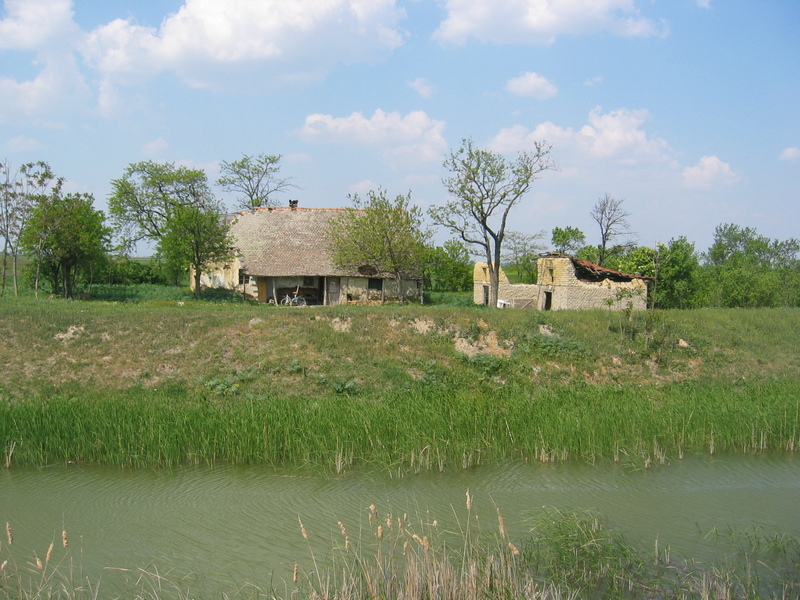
[2,453,798,594]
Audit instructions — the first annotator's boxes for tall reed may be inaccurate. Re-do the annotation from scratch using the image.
[1,378,797,470]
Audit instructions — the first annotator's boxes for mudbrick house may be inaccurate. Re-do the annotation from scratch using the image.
[195,202,422,305]
[474,253,650,311]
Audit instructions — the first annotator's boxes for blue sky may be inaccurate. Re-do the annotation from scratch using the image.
[2,0,798,255]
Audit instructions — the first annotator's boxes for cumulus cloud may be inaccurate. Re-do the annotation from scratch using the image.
[409,77,434,98]
[143,138,169,156]
[0,51,89,121]
[0,0,78,50]
[83,0,406,93]
[0,0,88,120]
[489,106,671,164]
[433,0,667,45]
[682,156,740,189]
[506,72,557,99]
[5,134,39,152]
[779,147,800,162]
[298,109,447,166]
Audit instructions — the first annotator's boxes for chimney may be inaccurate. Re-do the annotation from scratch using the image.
[289,199,299,210]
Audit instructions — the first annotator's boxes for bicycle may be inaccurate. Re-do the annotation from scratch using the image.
[280,286,306,306]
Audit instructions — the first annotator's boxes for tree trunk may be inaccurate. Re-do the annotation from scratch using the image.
[194,268,202,298]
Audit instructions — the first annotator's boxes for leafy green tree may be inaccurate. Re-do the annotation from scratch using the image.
[21,190,109,298]
[329,189,430,301]
[109,161,217,251]
[430,138,556,307]
[157,205,235,298]
[502,230,546,283]
[217,153,295,210]
[551,226,586,254]
[654,237,702,309]
[590,194,634,266]
[702,224,799,308]
[617,246,656,278]
[425,239,473,292]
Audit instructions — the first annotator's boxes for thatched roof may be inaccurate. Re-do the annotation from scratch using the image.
[230,206,360,277]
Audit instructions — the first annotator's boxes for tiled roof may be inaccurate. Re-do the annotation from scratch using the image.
[230,206,361,277]
[573,258,652,280]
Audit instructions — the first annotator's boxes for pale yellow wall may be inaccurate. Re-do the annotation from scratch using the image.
[472,257,649,311]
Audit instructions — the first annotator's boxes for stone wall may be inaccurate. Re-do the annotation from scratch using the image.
[473,258,648,311]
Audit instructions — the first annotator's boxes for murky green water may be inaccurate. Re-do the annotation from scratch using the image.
[2,453,798,595]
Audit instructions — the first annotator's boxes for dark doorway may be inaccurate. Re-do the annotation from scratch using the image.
[544,291,553,311]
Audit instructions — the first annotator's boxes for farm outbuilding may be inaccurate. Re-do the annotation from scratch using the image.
[195,202,422,305]
[474,253,650,311]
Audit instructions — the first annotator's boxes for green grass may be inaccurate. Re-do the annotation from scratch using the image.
[1,297,798,470]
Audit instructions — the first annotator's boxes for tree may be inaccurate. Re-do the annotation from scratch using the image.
[0,161,60,296]
[109,161,218,251]
[20,190,109,298]
[502,230,546,284]
[655,237,701,309]
[424,239,473,292]
[217,153,296,210]
[590,194,634,266]
[702,224,799,308]
[328,189,430,302]
[156,205,235,298]
[551,226,586,254]
[429,138,556,307]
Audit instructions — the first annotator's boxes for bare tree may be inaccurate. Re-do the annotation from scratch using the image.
[430,138,556,307]
[590,194,634,266]
[217,153,296,210]
[0,161,60,295]
[502,230,547,283]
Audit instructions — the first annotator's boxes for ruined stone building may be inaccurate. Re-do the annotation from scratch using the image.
[473,253,650,311]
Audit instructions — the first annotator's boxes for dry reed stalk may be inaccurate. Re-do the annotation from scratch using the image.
[376,525,383,540]
[5,522,11,545]
[1,560,7,572]
[62,530,68,548]
[46,543,54,564]
[508,542,520,555]
[293,563,298,583]
[36,555,43,570]
[497,507,507,540]
[338,521,351,550]
[465,489,472,512]
[298,518,308,540]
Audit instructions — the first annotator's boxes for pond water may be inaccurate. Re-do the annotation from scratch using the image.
[2,453,798,596]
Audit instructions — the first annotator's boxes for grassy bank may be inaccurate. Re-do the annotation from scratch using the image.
[1,297,798,470]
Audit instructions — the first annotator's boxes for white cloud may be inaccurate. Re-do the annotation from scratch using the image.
[489,106,671,164]
[433,0,667,45]
[5,134,39,152]
[84,0,406,92]
[506,72,557,99]
[779,147,800,162]
[695,0,712,8]
[143,138,168,156]
[299,109,447,167]
[0,0,78,50]
[682,156,740,189]
[409,77,434,98]
[348,179,380,195]
[584,76,604,87]
[0,51,89,121]
[0,1,88,120]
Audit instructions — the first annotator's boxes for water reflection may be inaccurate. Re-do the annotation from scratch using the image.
[2,453,798,594]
